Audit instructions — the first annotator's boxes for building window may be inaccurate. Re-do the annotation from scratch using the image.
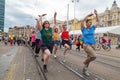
[114,15,116,19]
[110,16,112,20]
[104,17,107,21]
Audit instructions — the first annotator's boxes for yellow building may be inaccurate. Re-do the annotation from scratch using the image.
[71,15,95,30]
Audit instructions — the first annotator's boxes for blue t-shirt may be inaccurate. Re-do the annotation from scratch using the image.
[81,25,96,44]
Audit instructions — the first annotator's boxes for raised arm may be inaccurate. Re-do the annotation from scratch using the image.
[53,12,57,31]
[94,9,100,27]
[81,13,94,29]
[38,14,47,30]
[37,15,42,31]
[59,24,63,33]
[35,18,41,30]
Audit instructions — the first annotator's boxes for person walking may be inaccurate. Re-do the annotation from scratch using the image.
[81,9,99,76]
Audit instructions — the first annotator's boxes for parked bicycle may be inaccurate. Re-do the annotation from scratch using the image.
[95,42,111,51]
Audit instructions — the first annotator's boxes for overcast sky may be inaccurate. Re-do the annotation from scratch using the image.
[4,0,120,32]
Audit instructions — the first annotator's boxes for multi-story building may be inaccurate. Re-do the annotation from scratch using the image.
[0,0,5,32]
[99,0,120,27]
[8,25,35,38]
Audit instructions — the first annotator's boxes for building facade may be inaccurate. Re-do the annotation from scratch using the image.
[99,0,120,27]
[49,19,64,27]
[0,0,5,32]
[70,16,95,30]
[8,26,35,38]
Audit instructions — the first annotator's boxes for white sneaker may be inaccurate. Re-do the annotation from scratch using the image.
[83,70,90,76]
[82,67,90,76]
[63,59,66,62]
[54,55,57,58]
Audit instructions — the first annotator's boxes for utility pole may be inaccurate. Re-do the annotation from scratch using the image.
[72,0,79,30]
[67,4,69,28]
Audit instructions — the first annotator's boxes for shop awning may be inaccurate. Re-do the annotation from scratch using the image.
[69,26,120,35]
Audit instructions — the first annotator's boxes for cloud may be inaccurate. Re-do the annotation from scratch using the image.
[4,0,120,32]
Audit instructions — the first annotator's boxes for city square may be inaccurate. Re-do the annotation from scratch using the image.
[0,0,120,80]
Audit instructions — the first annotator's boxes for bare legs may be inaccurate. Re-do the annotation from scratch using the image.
[53,45,58,58]
[43,49,51,72]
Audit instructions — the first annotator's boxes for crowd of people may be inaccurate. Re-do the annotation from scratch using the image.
[0,35,29,46]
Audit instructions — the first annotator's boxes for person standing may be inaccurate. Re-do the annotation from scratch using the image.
[10,35,13,46]
[107,37,111,47]
[31,31,36,50]
[81,9,99,76]
[34,14,45,57]
[76,35,83,51]
[13,36,16,45]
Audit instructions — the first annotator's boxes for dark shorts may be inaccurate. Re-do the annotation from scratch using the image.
[41,41,54,54]
[62,39,70,46]
[54,40,60,45]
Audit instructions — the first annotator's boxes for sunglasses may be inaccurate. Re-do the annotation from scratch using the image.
[45,22,49,24]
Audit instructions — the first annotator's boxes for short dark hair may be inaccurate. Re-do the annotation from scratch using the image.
[54,28,58,32]
[86,19,91,23]
[62,24,67,30]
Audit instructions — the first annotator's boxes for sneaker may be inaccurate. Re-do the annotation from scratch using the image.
[83,70,90,77]
[54,55,57,58]
[43,65,48,73]
[82,67,90,77]
[41,58,44,62]
[34,54,39,57]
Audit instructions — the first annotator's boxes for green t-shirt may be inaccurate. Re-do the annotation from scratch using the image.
[41,28,52,43]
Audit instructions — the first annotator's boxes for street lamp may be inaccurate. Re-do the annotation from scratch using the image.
[72,0,79,30]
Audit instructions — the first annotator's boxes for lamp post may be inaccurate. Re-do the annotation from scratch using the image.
[72,0,79,30]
